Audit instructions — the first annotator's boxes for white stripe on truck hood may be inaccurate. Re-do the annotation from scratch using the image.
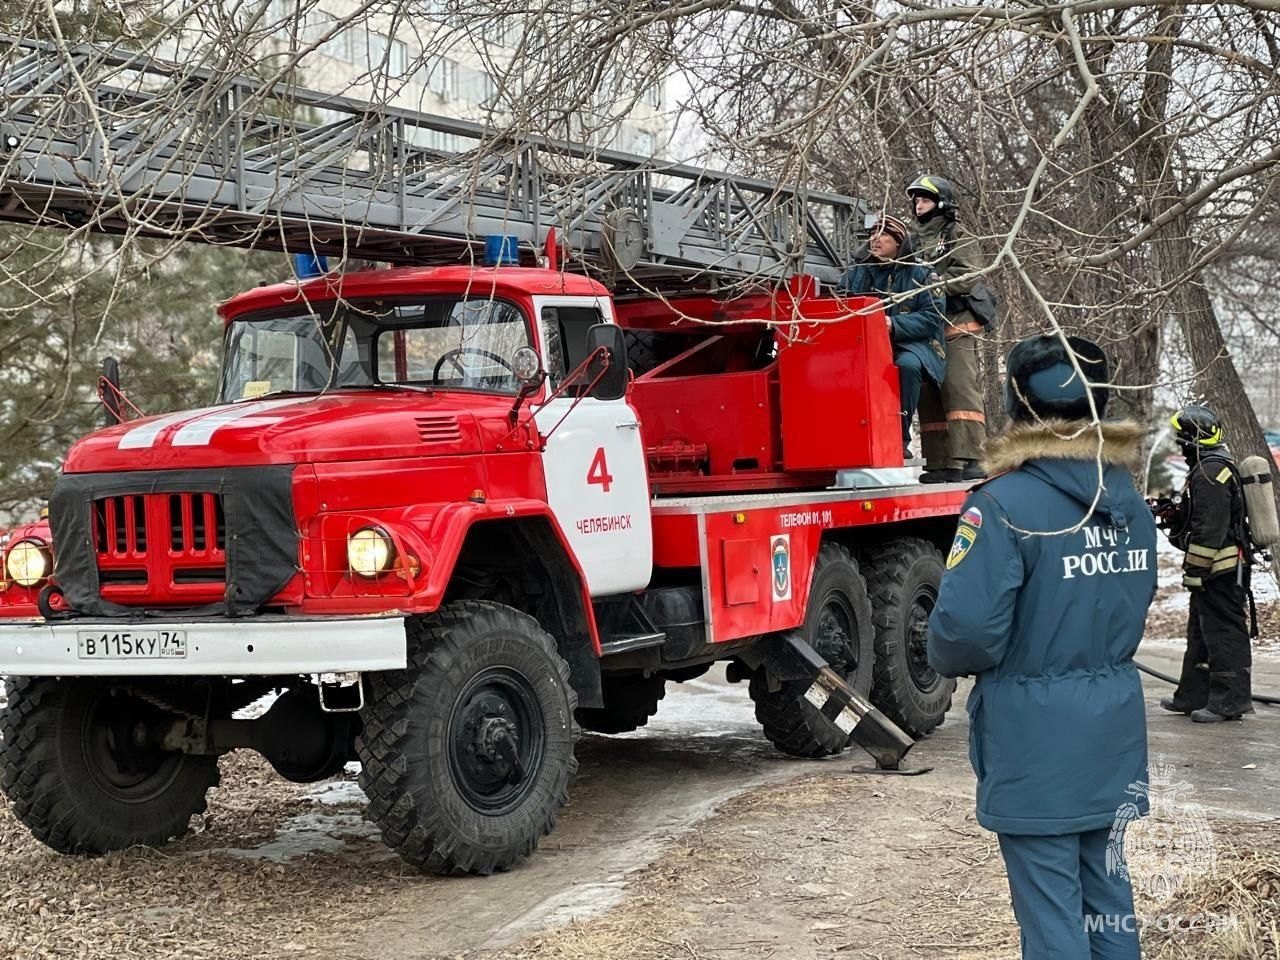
[117,398,309,450]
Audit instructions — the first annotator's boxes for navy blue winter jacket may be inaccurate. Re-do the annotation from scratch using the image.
[838,259,946,385]
[927,420,1157,835]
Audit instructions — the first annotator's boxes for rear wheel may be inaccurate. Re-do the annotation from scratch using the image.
[865,538,954,738]
[357,601,577,875]
[575,674,666,734]
[749,543,874,757]
[0,677,220,854]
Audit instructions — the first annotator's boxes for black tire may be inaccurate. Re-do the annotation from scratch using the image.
[357,601,578,875]
[0,677,220,854]
[749,543,874,758]
[865,537,955,738]
[575,674,666,734]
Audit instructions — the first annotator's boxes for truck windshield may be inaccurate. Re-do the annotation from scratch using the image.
[219,296,531,402]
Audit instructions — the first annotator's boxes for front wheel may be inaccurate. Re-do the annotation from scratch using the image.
[357,601,578,875]
[0,677,220,854]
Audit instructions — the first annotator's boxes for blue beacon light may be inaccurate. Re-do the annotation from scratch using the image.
[484,235,520,266]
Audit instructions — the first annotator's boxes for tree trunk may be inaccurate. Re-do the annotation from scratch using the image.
[1130,9,1280,521]
[1176,270,1280,512]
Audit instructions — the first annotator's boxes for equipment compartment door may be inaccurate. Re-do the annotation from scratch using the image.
[534,298,653,596]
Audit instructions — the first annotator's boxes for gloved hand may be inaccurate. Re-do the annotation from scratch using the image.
[1182,572,1204,591]
[1146,496,1177,530]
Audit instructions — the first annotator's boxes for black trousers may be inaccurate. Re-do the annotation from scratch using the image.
[1173,573,1253,715]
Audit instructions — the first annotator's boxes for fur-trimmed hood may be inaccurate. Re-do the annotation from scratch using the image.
[982,419,1146,477]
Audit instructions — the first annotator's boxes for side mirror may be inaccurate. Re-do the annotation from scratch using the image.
[100,356,122,426]
[585,324,627,401]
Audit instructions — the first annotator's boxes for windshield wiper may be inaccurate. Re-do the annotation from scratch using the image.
[230,384,431,403]
[230,389,320,403]
[330,383,433,395]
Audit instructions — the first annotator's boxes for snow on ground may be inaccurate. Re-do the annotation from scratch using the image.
[222,809,383,863]
[233,691,280,719]
[611,670,759,742]
[1154,521,1280,601]
[303,776,366,806]
[1154,535,1191,615]
[1148,525,1280,658]
[211,766,373,862]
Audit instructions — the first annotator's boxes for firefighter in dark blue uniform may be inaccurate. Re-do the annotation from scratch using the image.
[927,334,1158,960]
[1160,404,1254,722]
[838,214,946,459]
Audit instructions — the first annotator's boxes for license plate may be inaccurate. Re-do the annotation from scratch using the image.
[76,629,187,660]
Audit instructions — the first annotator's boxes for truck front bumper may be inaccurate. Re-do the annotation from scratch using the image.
[0,615,406,676]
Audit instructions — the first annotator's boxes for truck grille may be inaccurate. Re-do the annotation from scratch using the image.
[52,466,297,617]
[93,492,227,604]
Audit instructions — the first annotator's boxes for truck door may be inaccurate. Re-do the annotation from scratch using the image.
[533,297,653,596]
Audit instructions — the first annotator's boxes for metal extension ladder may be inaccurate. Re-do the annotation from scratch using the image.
[0,36,869,294]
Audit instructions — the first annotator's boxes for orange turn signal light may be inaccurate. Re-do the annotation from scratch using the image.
[396,554,423,580]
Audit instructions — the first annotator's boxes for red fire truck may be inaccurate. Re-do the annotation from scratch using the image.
[0,259,968,874]
[0,38,971,877]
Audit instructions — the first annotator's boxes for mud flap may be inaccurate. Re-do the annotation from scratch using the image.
[766,632,930,774]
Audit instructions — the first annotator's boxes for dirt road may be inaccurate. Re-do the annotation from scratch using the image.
[3,654,1276,960]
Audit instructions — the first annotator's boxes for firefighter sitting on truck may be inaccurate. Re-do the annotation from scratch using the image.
[838,214,946,461]
[905,175,994,484]
[1157,404,1255,722]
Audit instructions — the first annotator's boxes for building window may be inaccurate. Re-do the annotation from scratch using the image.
[643,83,661,108]
[420,0,451,20]
[631,129,656,156]
[302,9,334,45]
[362,32,408,74]
[426,59,458,100]
[329,25,362,62]
[456,65,496,104]
[496,20,523,47]
[366,31,387,68]
[390,39,408,74]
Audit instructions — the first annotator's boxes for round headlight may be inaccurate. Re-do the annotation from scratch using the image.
[347,527,394,578]
[6,539,51,587]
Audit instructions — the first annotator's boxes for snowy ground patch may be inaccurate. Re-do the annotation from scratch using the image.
[223,809,383,862]
[1149,526,1280,657]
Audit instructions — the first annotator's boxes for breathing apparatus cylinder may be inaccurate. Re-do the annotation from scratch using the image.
[1239,455,1280,547]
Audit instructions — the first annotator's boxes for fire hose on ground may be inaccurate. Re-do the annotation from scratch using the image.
[1134,660,1280,706]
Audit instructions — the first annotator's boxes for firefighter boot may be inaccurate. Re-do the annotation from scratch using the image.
[1191,708,1244,723]
[1170,645,1211,714]
[1192,670,1254,722]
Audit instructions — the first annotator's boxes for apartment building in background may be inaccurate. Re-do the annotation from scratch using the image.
[261,0,668,157]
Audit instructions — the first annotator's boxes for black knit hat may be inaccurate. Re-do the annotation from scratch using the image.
[1004,334,1110,422]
